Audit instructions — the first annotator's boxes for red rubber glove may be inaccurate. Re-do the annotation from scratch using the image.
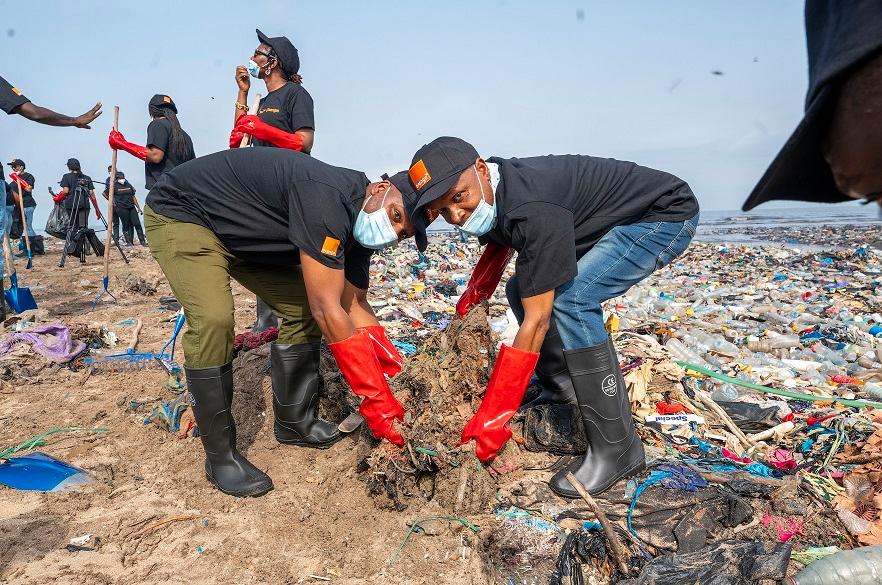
[228,128,246,149]
[460,344,539,462]
[232,115,304,151]
[329,329,406,446]
[8,173,29,192]
[456,243,514,318]
[108,129,147,161]
[52,191,66,203]
[359,325,404,378]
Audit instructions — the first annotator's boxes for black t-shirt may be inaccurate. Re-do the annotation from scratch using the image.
[252,82,314,148]
[59,172,94,211]
[7,172,36,207]
[145,148,374,288]
[145,117,195,189]
[104,177,136,209]
[479,155,699,298]
[0,75,29,115]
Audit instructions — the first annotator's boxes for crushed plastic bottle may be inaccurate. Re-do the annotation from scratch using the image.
[788,544,882,585]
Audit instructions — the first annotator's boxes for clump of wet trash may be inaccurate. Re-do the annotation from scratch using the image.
[319,231,882,583]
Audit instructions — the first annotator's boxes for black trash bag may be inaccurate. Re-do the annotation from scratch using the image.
[8,211,22,239]
[716,401,780,433]
[45,203,70,239]
[524,403,587,454]
[724,478,775,498]
[551,530,608,585]
[618,540,791,585]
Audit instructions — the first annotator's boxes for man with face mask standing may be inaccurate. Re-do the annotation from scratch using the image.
[407,137,699,498]
[144,147,427,497]
[231,29,316,332]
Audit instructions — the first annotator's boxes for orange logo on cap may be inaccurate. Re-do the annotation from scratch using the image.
[321,236,340,256]
[11,87,22,96]
[163,95,171,103]
[409,159,432,191]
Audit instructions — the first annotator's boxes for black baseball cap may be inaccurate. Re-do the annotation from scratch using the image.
[743,1,882,211]
[148,94,177,114]
[6,159,24,168]
[66,158,80,168]
[409,137,480,213]
[383,171,429,252]
[256,29,300,79]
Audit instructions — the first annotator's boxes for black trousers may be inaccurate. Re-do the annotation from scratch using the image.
[117,207,146,244]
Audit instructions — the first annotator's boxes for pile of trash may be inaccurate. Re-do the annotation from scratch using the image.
[339,235,882,583]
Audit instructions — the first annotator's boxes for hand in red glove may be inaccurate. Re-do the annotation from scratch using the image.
[456,243,514,318]
[232,115,304,151]
[108,129,147,161]
[329,329,406,446]
[90,195,103,220]
[228,128,246,149]
[359,325,404,378]
[8,172,29,192]
[52,191,66,203]
[460,344,539,461]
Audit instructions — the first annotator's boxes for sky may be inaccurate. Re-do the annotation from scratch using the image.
[1,0,814,229]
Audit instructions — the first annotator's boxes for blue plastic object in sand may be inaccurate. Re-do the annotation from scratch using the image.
[84,311,186,373]
[0,452,91,491]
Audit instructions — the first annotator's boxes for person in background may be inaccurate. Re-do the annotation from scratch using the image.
[53,158,100,232]
[104,170,145,246]
[743,0,882,211]
[0,167,7,278]
[231,29,316,332]
[102,165,123,244]
[6,159,42,256]
[108,94,195,190]
[1,75,101,128]
[407,137,699,498]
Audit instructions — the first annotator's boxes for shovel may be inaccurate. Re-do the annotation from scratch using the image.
[93,105,121,310]
[2,231,36,312]
[13,182,33,269]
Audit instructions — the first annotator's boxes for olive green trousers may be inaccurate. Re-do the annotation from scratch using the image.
[145,206,321,368]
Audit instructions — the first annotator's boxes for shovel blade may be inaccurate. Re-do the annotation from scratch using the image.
[4,273,37,313]
[338,412,364,433]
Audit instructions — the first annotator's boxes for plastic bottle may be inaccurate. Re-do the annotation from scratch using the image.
[747,335,801,352]
[665,338,712,368]
[710,383,740,402]
[788,544,882,584]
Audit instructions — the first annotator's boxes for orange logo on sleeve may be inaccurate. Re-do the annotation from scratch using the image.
[321,236,341,256]
[409,159,432,190]
[11,87,22,96]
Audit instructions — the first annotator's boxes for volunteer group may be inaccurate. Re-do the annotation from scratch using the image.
[1,1,879,501]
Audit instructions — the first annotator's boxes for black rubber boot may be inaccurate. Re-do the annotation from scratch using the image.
[185,363,274,497]
[549,338,645,497]
[252,296,279,333]
[271,342,342,448]
[521,322,577,409]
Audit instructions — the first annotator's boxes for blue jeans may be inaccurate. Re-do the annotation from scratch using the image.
[3,206,13,237]
[23,206,37,237]
[507,215,699,350]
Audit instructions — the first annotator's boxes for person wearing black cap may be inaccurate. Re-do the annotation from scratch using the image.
[108,94,195,189]
[103,169,145,246]
[744,1,882,211]
[230,29,314,154]
[142,147,428,497]
[52,158,100,232]
[232,29,316,332]
[1,74,101,128]
[408,137,699,498]
[6,159,41,256]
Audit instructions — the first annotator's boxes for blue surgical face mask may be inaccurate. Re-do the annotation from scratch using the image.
[459,165,496,237]
[354,186,399,249]
[247,59,262,79]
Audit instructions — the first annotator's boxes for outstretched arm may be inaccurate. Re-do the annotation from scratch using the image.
[14,101,102,128]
